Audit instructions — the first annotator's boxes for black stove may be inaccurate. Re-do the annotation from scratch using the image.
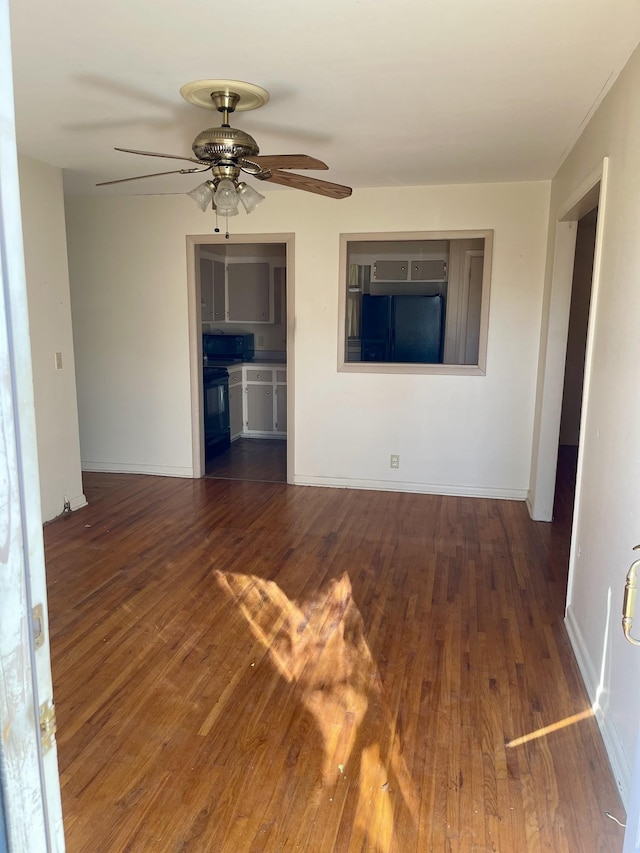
[202,366,230,460]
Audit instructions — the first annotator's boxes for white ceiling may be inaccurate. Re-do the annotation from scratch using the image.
[8,0,640,198]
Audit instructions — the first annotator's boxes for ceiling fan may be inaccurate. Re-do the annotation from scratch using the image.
[97,79,353,216]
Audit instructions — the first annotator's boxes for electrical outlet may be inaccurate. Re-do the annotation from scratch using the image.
[390,454,400,469]
[55,351,63,370]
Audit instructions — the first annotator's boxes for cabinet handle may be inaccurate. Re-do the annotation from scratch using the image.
[266,390,271,395]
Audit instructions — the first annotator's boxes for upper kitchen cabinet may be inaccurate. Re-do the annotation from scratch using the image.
[227,262,270,323]
[213,260,225,322]
[200,257,213,322]
[200,257,225,322]
[199,246,286,326]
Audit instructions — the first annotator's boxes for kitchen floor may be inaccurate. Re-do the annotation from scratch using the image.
[205,437,287,483]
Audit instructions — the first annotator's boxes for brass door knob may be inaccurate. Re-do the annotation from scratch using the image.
[622,545,640,646]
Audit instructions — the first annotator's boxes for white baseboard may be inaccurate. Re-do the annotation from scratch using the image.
[69,493,87,511]
[565,605,632,807]
[525,490,553,522]
[81,461,195,478]
[292,474,528,501]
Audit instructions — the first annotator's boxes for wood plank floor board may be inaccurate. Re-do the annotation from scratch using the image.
[42,464,625,852]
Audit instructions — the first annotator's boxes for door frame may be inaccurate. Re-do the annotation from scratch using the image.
[1,0,65,845]
[528,158,609,522]
[186,233,295,480]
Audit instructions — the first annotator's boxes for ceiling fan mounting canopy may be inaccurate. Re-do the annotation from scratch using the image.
[179,79,270,112]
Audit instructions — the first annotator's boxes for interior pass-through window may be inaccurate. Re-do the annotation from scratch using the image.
[338,231,493,375]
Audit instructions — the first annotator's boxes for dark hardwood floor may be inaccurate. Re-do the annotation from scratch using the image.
[42,452,625,852]
[206,437,287,483]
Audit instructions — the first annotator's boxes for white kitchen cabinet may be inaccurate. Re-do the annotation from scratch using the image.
[200,257,226,322]
[200,250,285,328]
[212,260,226,322]
[372,259,408,281]
[369,256,448,284]
[246,384,273,431]
[205,260,274,324]
[275,383,287,433]
[242,364,286,437]
[227,365,243,440]
[227,262,271,323]
[200,257,214,321]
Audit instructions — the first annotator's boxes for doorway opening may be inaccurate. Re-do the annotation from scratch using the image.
[186,233,295,483]
[528,160,607,528]
[554,206,598,528]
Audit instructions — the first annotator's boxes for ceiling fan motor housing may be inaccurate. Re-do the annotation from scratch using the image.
[192,126,259,163]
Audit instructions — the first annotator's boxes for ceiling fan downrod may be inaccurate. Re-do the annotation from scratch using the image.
[210,90,241,126]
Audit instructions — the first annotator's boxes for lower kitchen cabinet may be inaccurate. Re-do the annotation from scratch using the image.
[246,384,274,432]
[241,364,287,438]
[227,366,244,440]
[229,385,244,440]
[274,370,287,435]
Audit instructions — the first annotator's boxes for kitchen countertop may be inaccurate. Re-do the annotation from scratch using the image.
[207,358,287,368]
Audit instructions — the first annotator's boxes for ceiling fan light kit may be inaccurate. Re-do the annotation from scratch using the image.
[186,180,216,212]
[98,78,352,236]
[237,182,265,214]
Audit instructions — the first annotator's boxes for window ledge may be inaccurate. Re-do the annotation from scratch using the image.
[338,361,486,376]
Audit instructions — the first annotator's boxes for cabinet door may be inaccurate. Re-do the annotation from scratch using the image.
[275,385,287,433]
[246,384,273,432]
[213,260,226,322]
[227,262,271,322]
[228,384,244,440]
[274,267,286,325]
[372,260,408,281]
[410,259,447,281]
[200,257,214,321]
[227,367,243,387]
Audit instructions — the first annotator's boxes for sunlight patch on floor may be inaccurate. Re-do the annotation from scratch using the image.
[214,569,418,852]
[506,708,594,748]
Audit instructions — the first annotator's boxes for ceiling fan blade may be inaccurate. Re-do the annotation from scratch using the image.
[96,166,208,186]
[242,154,328,171]
[256,169,352,199]
[115,146,203,165]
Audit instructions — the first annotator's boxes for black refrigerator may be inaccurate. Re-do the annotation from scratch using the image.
[360,294,444,363]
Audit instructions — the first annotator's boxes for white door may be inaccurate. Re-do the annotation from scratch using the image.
[623,556,640,851]
[0,1,65,849]
[625,728,640,851]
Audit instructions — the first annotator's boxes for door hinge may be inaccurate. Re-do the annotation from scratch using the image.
[32,603,44,649]
[39,700,57,754]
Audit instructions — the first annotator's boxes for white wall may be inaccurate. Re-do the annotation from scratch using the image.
[64,180,550,494]
[19,156,85,520]
[541,44,640,803]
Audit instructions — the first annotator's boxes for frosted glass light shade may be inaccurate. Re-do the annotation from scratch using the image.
[213,178,240,214]
[187,180,215,212]
[237,182,265,214]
